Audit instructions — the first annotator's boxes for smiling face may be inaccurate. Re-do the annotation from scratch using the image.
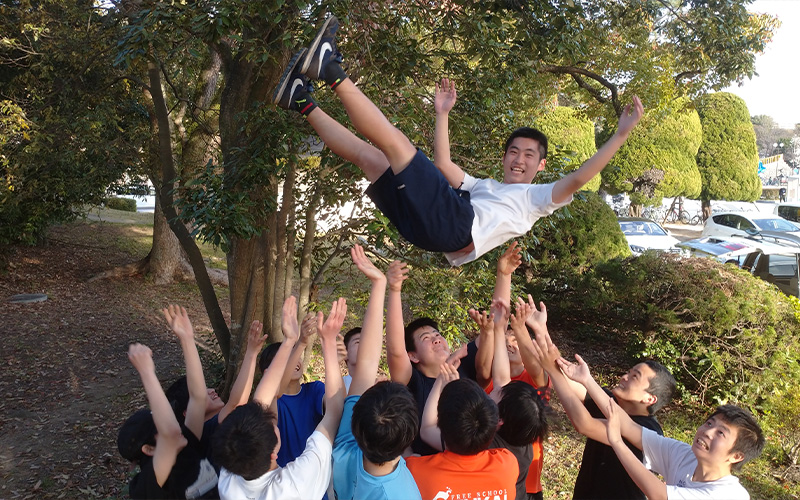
[692,415,744,469]
[408,325,450,367]
[502,137,546,184]
[505,328,522,365]
[611,363,657,407]
[206,388,225,414]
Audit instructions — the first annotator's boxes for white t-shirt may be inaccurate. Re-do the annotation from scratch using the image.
[444,175,572,266]
[642,427,750,500]
[218,430,332,500]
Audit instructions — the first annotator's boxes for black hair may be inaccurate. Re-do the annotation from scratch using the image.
[165,376,189,423]
[352,381,418,464]
[438,378,498,455]
[343,327,362,352]
[117,409,157,463]
[496,381,548,446]
[212,402,278,480]
[258,342,282,374]
[503,127,548,160]
[404,317,439,354]
[642,360,676,415]
[709,405,765,471]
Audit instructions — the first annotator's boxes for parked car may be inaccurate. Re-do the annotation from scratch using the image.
[618,217,681,255]
[677,234,800,297]
[700,211,800,239]
[774,203,800,223]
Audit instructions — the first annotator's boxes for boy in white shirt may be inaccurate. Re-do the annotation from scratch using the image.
[211,296,347,500]
[273,15,643,265]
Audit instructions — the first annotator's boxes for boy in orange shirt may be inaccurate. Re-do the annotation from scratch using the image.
[407,344,517,500]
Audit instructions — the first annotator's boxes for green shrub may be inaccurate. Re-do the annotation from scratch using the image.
[522,190,630,278]
[105,196,137,212]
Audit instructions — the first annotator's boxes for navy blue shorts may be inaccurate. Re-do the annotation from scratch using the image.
[365,150,474,253]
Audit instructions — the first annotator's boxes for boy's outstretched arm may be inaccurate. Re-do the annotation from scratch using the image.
[349,245,387,397]
[433,77,466,188]
[386,260,412,384]
[128,343,187,486]
[470,307,496,388]
[218,320,267,423]
[163,304,207,440]
[489,300,512,401]
[607,398,668,500]
[509,297,546,388]
[551,96,643,204]
[277,311,317,397]
[557,354,644,449]
[253,297,300,406]
[529,324,612,444]
[420,362,460,451]
[316,298,348,443]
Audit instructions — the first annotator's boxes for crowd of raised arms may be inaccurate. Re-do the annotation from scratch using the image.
[118,14,766,500]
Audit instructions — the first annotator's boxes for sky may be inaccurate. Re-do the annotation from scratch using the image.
[723,0,800,128]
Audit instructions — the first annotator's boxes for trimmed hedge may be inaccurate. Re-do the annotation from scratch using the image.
[105,196,137,212]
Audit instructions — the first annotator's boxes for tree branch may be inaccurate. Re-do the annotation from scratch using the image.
[540,64,621,115]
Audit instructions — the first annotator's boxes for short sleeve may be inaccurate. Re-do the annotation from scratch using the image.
[461,172,478,191]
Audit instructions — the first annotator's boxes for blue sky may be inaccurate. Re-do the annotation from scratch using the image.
[723,0,800,128]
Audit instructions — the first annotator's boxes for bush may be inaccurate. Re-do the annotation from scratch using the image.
[105,196,137,212]
[528,252,800,462]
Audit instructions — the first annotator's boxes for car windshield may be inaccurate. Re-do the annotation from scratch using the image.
[619,221,668,236]
[753,218,799,232]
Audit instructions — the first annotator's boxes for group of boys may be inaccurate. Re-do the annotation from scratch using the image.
[118,13,766,500]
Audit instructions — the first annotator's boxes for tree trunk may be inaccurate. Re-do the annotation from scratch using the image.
[148,187,186,284]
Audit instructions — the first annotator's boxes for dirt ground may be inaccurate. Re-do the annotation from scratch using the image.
[0,222,227,499]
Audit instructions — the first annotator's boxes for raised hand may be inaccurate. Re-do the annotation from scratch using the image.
[318,298,347,343]
[510,296,532,331]
[246,320,267,352]
[299,312,317,346]
[351,244,385,283]
[434,77,457,115]
[281,296,300,345]
[438,360,461,386]
[522,295,547,333]
[128,343,155,374]
[445,343,468,370]
[617,95,644,137]
[556,354,592,386]
[469,308,495,337]
[497,241,522,276]
[386,260,409,292]
[529,324,561,373]
[490,299,510,327]
[162,304,194,341]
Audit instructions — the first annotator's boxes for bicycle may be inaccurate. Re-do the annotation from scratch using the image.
[662,197,690,224]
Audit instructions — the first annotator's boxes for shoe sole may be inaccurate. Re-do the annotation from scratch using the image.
[301,15,337,78]
[272,48,307,106]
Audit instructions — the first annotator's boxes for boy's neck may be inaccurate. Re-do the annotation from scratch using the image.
[691,461,732,483]
[510,363,524,378]
[285,379,302,396]
[616,397,649,417]
[414,362,441,379]
[363,455,401,477]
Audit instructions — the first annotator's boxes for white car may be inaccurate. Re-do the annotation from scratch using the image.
[700,212,800,239]
[618,217,681,255]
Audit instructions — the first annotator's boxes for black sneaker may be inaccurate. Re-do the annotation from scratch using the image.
[273,48,310,110]
[301,15,340,81]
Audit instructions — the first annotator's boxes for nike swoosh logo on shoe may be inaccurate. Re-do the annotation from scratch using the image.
[290,78,303,100]
[317,42,332,79]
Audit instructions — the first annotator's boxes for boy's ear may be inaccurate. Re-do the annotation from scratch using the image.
[142,444,156,457]
[407,351,420,364]
[643,392,657,407]
[537,158,547,172]
[729,450,745,465]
